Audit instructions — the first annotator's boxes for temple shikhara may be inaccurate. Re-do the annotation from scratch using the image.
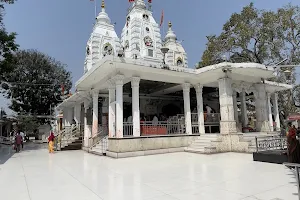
[56,0,292,158]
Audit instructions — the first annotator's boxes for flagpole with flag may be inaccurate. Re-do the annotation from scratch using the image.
[90,0,97,19]
[160,9,164,37]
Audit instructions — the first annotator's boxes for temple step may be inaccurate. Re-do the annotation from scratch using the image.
[185,134,218,154]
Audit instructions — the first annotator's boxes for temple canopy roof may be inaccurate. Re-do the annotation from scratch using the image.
[56,58,291,110]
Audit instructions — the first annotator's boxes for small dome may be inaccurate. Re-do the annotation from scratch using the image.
[165,22,176,41]
[96,0,111,24]
[163,22,188,67]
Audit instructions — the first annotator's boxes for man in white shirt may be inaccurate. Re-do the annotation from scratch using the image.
[205,105,212,122]
[206,105,212,114]
[20,131,25,149]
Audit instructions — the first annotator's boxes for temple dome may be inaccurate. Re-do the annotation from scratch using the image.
[163,22,188,68]
[120,0,163,61]
[84,0,121,73]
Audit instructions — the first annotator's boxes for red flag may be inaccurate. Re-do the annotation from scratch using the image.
[129,0,135,2]
[148,0,152,3]
[160,10,164,27]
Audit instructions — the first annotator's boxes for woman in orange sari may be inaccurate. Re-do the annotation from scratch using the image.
[48,132,55,153]
[287,123,300,163]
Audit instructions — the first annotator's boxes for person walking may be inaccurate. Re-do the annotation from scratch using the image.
[48,132,55,153]
[20,130,25,149]
[15,132,22,153]
[287,122,300,164]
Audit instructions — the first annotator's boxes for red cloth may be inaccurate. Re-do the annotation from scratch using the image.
[48,133,55,142]
[15,135,22,145]
[288,127,296,138]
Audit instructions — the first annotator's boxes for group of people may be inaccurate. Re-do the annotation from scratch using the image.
[12,131,25,153]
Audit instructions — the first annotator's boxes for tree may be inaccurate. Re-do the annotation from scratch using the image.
[199,3,300,124]
[0,0,18,84]
[3,50,72,119]
[16,114,39,134]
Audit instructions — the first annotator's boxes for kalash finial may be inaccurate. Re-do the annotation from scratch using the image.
[168,21,172,29]
[101,0,105,9]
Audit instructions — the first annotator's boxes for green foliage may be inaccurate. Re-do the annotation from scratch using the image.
[199,3,300,123]
[0,1,18,83]
[16,114,39,133]
[3,50,72,118]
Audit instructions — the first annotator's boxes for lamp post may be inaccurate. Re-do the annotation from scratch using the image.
[161,46,169,68]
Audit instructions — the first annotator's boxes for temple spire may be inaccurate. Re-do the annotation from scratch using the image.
[165,21,177,42]
[101,0,105,10]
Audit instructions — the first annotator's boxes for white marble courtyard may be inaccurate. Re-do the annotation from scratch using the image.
[0,143,298,200]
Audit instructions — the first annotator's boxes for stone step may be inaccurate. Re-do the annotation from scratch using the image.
[89,150,105,156]
[200,134,219,137]
[185,147,205,153]
[190,143,207,148]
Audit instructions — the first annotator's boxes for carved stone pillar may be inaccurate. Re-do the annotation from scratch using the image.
[108,80,116,138]
[254,84,270,132]
[240,89,248,127]
[182,83,192,134]
[232,90,238,123]
[114,75,124,138]
[195,84,205,134]
[131,77,140,137]
[218,78,237,134]
[74,103,81,125]
[83,99,91,147]
[272,93,280,131]
[267,93,274,132]
[92,90,99,137]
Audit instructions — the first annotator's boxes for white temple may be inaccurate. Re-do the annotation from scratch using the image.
[56,0,292,157]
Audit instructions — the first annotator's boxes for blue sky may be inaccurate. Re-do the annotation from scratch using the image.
[1,0,299,114]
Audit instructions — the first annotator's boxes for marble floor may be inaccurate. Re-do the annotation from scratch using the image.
[0,143,298,200]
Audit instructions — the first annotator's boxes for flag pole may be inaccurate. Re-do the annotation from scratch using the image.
[94,0,97,19]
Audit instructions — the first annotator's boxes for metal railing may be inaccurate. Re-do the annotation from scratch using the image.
[255,135,287,153]
[191,113,220,124]
[0,136,12,145]
[123,121,187,137]
[283,162,300,200]
[89,125,108,148]
[56,125,83,150]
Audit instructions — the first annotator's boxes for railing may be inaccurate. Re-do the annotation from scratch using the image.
[283,162,300,200]
[0,136,12,145]
[191,113,220,124]
[56,124,83,150]
[124,121,187,137]
[89,125,108,148]
[255,135,287,153]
